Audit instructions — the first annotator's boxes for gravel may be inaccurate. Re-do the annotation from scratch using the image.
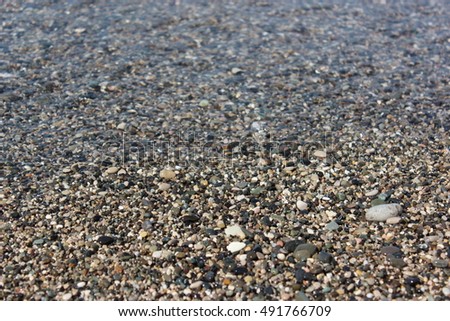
[1,0,449,301]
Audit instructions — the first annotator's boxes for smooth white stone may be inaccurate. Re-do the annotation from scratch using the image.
[365,204,402,222]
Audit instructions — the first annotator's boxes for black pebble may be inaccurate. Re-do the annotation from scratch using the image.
[405,276,421,286]
[98,235,115,245]
[203,271,216,282]
[233,266,248,275]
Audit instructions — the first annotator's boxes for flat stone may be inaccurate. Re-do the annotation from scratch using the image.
[365,204,402,222]
[33,238,45,246]
[97,235,115,245]
[313,150,326,158]
[227,242,246,253]
[389,257,406,268]
[432,259,448,268]
[380,246,402,255]
[296,200,308,211]
[293,243,317,261]
[371,199,386,206]
[365,189,379,197]
[225,225,246,238]
[325,220,339,231]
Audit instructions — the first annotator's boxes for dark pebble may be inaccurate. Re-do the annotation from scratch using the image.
[318,251,333,264]
[233,266,248,275]
[405,276,421,286]
[181,215,200,224]
[98,235,115,245]
[285,240,304,253]
[203,271,216,282]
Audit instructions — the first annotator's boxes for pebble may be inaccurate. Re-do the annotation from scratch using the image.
[105,166,119,174]
[285,240,304,253]
[325,220,339,231]
[380,246,401,255]
[443,288,450,297]
[160,169,176,180]
[293,243,317,261]
[296,200,308,211]
[318,251,333,264]
[386,216,401,224]
[277,253,286,261]
[33,238,45,246]
[62,293,72,301]
[365,189,379,197]
[389,257,406,268]
[190,281,203,290]
[313,150,326,158]
[199,99,209,107]
[225,225,246,238]
[295,291,309,301]
[365,204,402,222]
[97,235,115,245]
[227,242,246,253]
[117,122,126,130]
[432,259,448,268]
[216,220,226,229]
[158,182,171,191]
[405,276,421,286]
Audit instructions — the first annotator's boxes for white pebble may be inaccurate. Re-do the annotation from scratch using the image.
[190,281,203,290]
[365,204,402,222]
[277,253,286,261]
[225,225,246,238]
[62,293,72,301]
[296,200,308,211]
[227,242,246,253]
[443,287,450,297]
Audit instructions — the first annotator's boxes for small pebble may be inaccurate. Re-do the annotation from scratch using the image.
[227,242,246,253]
[160,169,176,180]
[105,166,119,174]
[225,225,246,238]
[190,281,203,290]
[296,200,308,211]
[325,220,339,231]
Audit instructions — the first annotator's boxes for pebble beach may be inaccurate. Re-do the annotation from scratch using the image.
[1,0,449,301]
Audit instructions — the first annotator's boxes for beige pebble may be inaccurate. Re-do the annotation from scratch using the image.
[158,182,171,191]
[386,216,401,224]
[313,150,326,158]
[105,166,119,174]
[296,200,308,211]
[160,169,176,180]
